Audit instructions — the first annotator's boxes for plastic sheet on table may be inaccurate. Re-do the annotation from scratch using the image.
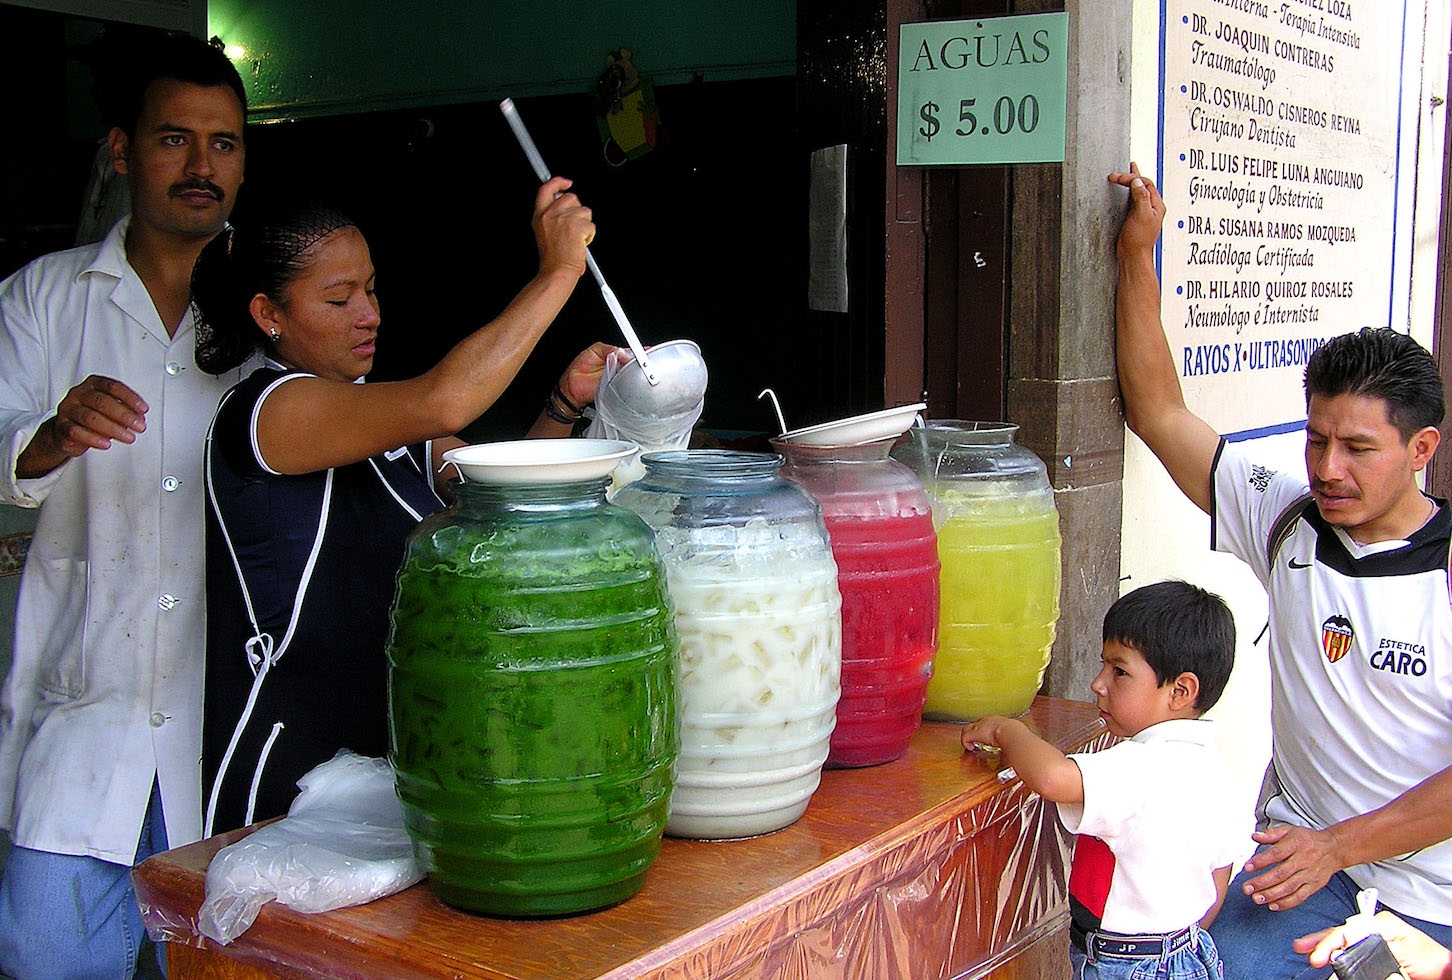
[135,717,1114,980]
[602,728,1112,980]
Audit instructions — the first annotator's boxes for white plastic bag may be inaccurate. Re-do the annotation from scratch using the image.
[586,347,704,488]
[196,751,423,945]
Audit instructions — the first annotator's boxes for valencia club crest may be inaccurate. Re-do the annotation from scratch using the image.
[1321,615,1354,663]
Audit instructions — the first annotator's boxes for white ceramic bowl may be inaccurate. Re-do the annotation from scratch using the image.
[773,403,927,448]
[441,439,638,485]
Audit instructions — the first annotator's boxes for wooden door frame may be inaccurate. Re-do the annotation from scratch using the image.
[884,0,1013,417]
[1432,59,1452,498]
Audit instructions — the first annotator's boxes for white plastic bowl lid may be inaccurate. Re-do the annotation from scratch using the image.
[774,403,927,448]
[441,439,638,485]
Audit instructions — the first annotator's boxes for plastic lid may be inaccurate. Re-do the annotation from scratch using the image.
[774,404,926,448]
[441,439,637,485]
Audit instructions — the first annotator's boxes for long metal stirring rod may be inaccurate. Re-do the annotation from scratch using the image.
[499,98,659,385]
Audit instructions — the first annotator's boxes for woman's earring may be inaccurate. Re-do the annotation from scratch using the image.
[269,328,281,342]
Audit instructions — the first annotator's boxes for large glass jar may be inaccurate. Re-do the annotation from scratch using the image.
[386,477,678,917]
[892,422,1061,721]
[775,438,939,768]
[614,451,841,839]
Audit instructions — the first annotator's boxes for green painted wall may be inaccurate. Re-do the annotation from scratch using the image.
[207,1,796,121]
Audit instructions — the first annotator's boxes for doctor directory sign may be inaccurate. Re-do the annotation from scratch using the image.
[897,12,1069,166]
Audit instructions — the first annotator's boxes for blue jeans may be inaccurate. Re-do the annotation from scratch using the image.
[0,780,169,980]
[1214,864,1452,980]
[1070,927,1223,979]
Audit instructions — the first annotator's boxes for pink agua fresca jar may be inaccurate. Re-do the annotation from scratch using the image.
[774,407,939,768]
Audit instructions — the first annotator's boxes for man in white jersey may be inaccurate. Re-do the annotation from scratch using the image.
[1111,162,1452,980]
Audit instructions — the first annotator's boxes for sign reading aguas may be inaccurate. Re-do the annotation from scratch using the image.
[896,12,1069,166]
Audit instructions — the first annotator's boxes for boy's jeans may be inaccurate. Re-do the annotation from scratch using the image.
[0,780,169,980]
[1071,925,1222,980]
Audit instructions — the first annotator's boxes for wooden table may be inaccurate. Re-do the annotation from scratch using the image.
[135,696,1107,980]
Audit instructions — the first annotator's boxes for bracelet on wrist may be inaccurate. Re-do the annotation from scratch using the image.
[544,384,584,426]
[552,383,584,417]
[543,401,578,426]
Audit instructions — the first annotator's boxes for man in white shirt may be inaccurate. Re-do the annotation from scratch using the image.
[1111,162,1452,979]
[0,33,250,979]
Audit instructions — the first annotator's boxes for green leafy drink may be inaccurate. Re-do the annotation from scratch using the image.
[387,479,679,917]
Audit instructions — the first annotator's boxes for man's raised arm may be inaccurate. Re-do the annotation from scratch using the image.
[1111,163,1222,515]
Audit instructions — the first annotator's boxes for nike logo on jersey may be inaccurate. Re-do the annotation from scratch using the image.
[1288,557,1312,569]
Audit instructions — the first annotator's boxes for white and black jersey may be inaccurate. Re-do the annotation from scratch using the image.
[1212,439,1452,922]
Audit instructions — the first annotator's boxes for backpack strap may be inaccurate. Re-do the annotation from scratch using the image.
[1252,493,1316,648]
[1266,493,1315,568]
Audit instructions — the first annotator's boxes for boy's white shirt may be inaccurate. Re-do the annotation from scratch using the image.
[1058,717,1252,935]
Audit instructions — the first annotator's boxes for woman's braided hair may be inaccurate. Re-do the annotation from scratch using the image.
[192,204,356,375]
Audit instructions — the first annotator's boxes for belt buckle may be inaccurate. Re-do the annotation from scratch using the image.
[1165,925,1195,956]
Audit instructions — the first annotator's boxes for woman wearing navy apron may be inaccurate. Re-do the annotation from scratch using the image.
[191,180,610,834]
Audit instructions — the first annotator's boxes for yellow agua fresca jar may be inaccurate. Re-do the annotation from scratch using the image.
[892,422,1061,721]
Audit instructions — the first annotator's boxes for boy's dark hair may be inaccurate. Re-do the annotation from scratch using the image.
[1103,580,1235,712]
[107,32,248,138]
[1304,327,1445,441]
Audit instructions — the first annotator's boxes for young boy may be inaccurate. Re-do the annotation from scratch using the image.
[961,580,1249,980]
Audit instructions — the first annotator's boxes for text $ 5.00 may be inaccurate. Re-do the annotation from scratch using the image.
[919,95,1041,142]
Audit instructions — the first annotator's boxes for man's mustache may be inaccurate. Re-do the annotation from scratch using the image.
[170,178,225,202]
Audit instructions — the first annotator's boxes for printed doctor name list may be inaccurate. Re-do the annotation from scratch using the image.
[1161,0,1396,421]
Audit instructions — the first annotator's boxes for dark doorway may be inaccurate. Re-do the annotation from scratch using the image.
[885,0,1014,423]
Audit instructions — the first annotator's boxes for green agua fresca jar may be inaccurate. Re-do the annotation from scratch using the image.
[386,441,679,917]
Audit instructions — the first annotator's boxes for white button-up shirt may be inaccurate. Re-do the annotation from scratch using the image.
[0,218,250,862]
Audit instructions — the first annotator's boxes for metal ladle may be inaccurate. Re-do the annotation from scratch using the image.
[606,339,708,423]
[499,98,659,385]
